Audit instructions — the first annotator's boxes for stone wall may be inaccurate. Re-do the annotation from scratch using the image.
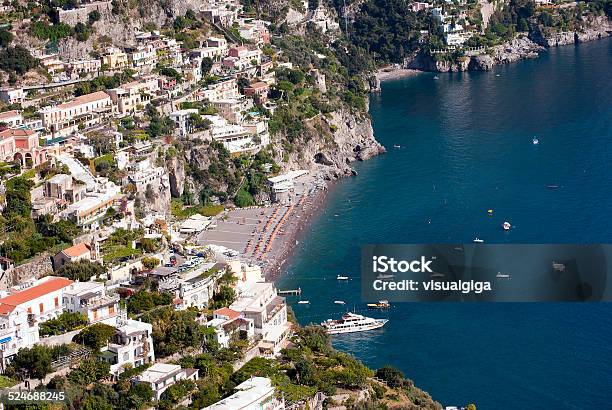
[0,254,54,291]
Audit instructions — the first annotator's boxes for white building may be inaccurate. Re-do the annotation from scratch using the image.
[230,282,289,355]
[207,307,254,348]
[169,109,199,137]
[0,277,73,324]
[205,377,284,410]
[267,170,309,203]
[62,281,119,323]
[100,317,155,376]
[133,363,199,400]
[0,88,25,104]
[204,115,260,154]
[0,110,24,128]
[39,91,114,136]
[0,306,40,373]
[107,80,157,116]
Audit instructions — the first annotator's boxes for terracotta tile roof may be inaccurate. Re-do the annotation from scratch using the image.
[0,277,73,310]
[61,243,91,258]
[214,307,240,320]
[0,110,21,121]
[58,91,110,110]
[247,82,269,90]
[0,128,35,139]
[0,304,16,315]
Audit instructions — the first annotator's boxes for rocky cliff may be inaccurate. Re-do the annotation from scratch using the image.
[282,108,385,179]
[530,15,612,47]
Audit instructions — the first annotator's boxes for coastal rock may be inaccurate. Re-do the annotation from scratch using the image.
[282,108,385,179]
[530,16,612,47]
[490,36,543,64]
[468,54,495,71]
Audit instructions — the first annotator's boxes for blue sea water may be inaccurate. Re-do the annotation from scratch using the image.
[278,38,612,409]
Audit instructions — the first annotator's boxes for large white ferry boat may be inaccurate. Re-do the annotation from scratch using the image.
[321,312,388,335]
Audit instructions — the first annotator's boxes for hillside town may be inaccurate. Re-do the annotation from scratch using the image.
[0,0,428,408]
[0,0,607,407]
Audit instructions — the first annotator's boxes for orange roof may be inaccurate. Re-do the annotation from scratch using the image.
[0,110,21,120]
[58,91,110,110]
[0,128,35,139]
[61,243,91,258]
[0,277,73,310]
[214,307,240,320]
[248,82,269,90]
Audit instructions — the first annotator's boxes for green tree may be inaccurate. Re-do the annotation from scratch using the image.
[74,323,116,351]
[54,260,106,281]
[39,311,88,336]
[68,359,111,384]
[9,345,52,380]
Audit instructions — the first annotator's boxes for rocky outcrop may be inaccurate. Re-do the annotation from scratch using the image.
[489,36,543,64]
[166,155,186,198]
[283,108,385,179]
[530,16,612,47]
[409,54,471,72]
[409,36,543,72]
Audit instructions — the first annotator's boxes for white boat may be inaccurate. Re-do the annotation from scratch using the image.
[532,137,539,145]
[503,221,511,231]
[337,275,349,280]
[473,238,484,243]
[393,144,401,149]
[334,300,346,305]
[433,75,439,80]
[321,312,388,335]
[376,273,395,279]
[430,272,445,278]
[367,300,391,310]
[298,300,310,304]
[496,272,510,279]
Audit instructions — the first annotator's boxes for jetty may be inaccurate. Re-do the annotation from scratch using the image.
[278,287,302,295]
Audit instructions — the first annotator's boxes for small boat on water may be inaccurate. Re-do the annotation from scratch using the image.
[337,275,349,280]
[298,300,310,304]
[503,221,512,231]
[334,300,346,305]
[433,75,439,80]
[321,312,388,334]
[532,137,540,145]
[473,238,484,243]
[367,300,391,310]
[430,272,445,278]
[393,144,401,149]
[376,273,395,279]
[496,272,510,279]
[546,185,560,189]
[552,262,565,272]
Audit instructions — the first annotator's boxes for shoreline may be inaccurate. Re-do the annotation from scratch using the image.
[375,67,424,82]
[263,180,333,280]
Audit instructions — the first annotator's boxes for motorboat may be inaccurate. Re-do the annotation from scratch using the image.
[367,300,391,310]
[337,275,349,280]
[321,312,388,334]
[503,222,511,231]
[334,300,346,305]
[532,137,539,145]
[496,272,510,279]
[473,238,484,243]
[298,300,310,304]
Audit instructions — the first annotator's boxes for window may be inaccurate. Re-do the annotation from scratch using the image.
[109,305,115,315]
[54,297,59,307]
[39,303,44,313]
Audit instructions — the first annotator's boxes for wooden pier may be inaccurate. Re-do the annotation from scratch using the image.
[278,287,301,295]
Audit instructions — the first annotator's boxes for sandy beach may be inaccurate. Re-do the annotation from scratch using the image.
[376,67,423,82]
[196,177,330,278]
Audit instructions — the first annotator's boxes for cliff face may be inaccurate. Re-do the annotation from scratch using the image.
[282,108,385,179]
[530,15,612,47]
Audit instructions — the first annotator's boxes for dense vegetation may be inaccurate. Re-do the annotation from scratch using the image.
[39,312,89,336]
[0,177,80,263]
[54,260,106,281]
